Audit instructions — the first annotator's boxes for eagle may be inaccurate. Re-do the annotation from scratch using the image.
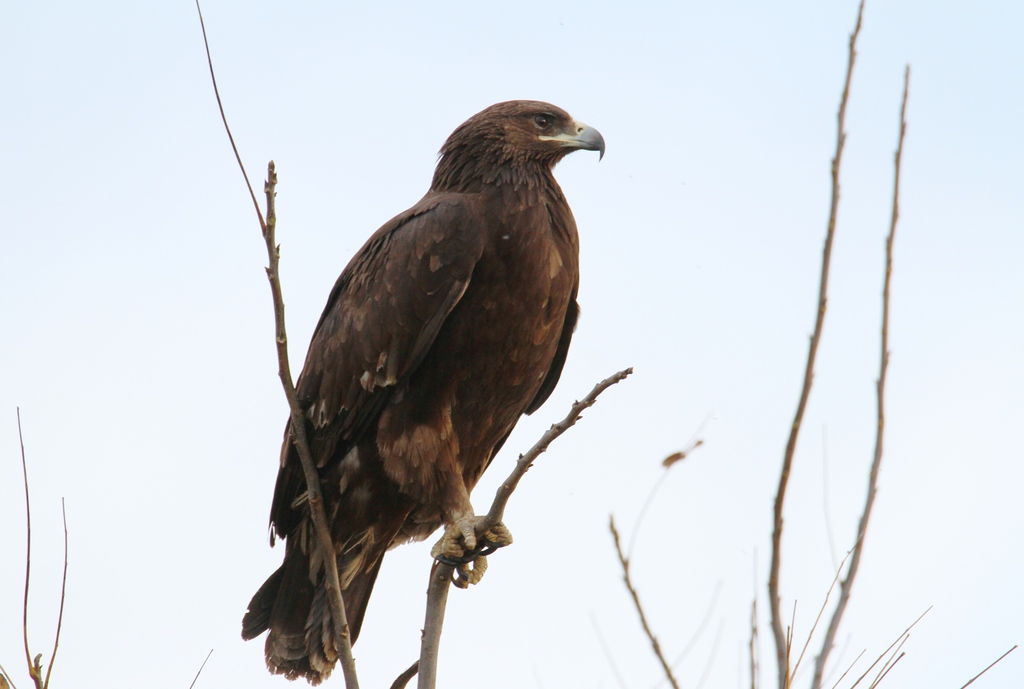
[241,100,604,683]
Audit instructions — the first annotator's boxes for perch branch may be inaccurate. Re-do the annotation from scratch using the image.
[810,64,909,689]
[194,4,358,686]
[768,2,864,686]
[484,368,632,529]
[610,515,681,689]
[263,166,359,688]
[417,367,632,689]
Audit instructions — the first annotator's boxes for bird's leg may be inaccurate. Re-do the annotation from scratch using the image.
[430,515,513,584]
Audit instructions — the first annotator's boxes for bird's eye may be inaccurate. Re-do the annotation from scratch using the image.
[533,114,553,129]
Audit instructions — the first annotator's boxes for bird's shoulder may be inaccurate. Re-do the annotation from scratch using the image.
[295,192,487,431]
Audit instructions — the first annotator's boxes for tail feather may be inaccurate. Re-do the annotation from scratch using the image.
[241,532,393,685]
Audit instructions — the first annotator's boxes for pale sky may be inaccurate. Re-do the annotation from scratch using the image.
[1,2,1022,688]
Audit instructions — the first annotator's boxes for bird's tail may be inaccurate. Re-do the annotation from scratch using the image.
[241,532,389,686]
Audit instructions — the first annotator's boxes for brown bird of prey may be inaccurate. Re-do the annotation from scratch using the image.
[241,100,604,683]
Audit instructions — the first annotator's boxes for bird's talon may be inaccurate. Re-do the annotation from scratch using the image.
[453,555,488,588]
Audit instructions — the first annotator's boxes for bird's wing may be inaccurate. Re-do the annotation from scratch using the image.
[270,194,485,534]
[525,282,579,415]
[300,195,484,436]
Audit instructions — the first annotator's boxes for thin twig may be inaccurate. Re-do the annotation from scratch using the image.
[188,649,214,689]
[627,415,709,562]
[0,663,18,689]
[768,3,864,686]
[750,596,759,689]
[670,580,723,669]
[865,632,909,689]
[41,499,68,689]
[194,0,263,231]
[821,427,838,571]
[829,649,865,689]
[868,651,905,688]
[418,368,632,689]
[389,660,419,689]
[483,368,633,530]
[960,645,1018,688]
[610,515,681,689]
[792,548,854,681]
[810,63,909,689]
[694,619,725,689]
[194,5,359,686]
[847,608,929,689]
[17,409,42,689]
[590,613,630,689]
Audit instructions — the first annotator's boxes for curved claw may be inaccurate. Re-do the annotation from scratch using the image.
[453,555,488,589]
[431,520,514,568]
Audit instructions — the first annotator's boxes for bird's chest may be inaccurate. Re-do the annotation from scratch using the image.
[429,202,578,445]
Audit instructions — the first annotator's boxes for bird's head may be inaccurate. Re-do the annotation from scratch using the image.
[433,100,604,192]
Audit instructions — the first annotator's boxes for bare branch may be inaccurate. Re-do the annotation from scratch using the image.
[821,428,839,571]
[41,499,68,689]
[670,579,722,668]
[194,0,264,232]
[263,165,360,687]
[610,515,681,689]
[695,620,725,689]
[389,660,419,689]
[0,664,17,689]
[418,368,632,688]
[188,649,214,689]
[418,560,453,689]
[483,368,633,530]
[768,3,864,685]
[590,613,631,689]
[868,651,905,688]
[810,64,910,689]
[960,645,1018,688]
[17,410,42,689]
[750,596,759,689]
[847,608,929,689]
[792,548,854,681]
[829,649,866,689]
[194,5,358,685]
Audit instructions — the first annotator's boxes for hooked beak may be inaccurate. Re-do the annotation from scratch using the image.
[540,120,606,160]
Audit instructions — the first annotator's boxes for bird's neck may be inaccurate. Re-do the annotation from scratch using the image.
[431,154,559,196]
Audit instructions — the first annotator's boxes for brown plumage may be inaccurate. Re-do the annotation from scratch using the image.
[241,100,604,684]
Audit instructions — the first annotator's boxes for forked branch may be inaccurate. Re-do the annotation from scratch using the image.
[3,410,69,689]
[768,2,864,686]
[415,368,633,689]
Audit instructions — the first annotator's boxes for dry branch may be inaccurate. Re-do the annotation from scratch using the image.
[187,649,214,689]
[389,660,419,689]
[5,410,67,689]
[768,3,864,686]
[416,368,632,689]
[194,3,359,686]
[959,645,1017,688]
[809,64,910,689]
[610,516,681,689]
